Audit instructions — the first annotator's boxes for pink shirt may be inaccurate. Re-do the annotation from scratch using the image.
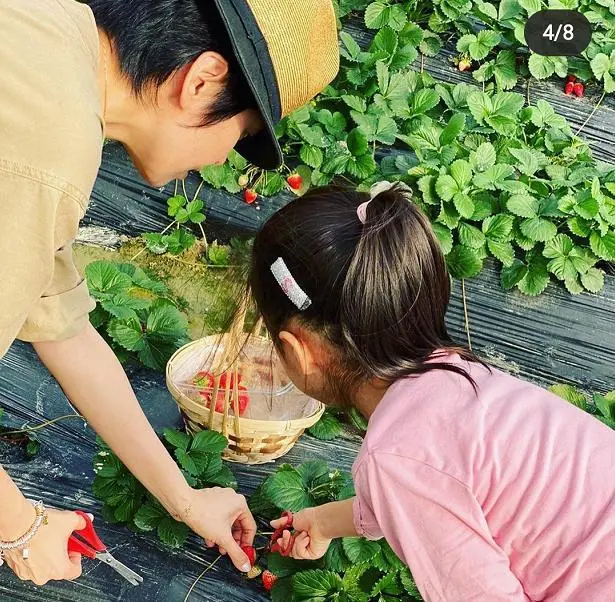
[352,355,615,602]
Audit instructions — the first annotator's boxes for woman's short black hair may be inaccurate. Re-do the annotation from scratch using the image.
[86,0,257,125]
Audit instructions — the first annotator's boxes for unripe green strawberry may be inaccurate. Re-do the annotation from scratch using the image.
[458,58,471,72]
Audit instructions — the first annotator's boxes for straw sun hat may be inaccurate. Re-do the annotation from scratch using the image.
[213,0,340,169]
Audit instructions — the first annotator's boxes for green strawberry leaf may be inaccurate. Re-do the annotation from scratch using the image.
[470,143,497,173]
[549,384,588,409]
[324,539,352,572]
[264,468,314,512]
[167,195,187,217]
[594,392,615,421]
[165,229,196,255]
[300,144,324,169]
[133,502,167,532]
[292,569,344,600]
[440,113,466,146]
[157,517,190,548]
[589,231,615,260]
[432,223,454,254]
[342,537,381,564]
[86,262,133,299]
[517,256,550,296]
[309,412,344,441]
[459,223,486,248]
[507,195,539,218]
[501,259,528,289]
[163,428,191,452]
[488,240,516,266]
[446,245,483,278]
[142,233,168,255]
[520,217,557,242]
[190,430,228,455]
[472,164,514,190]
[580,267,605,293]
[483,214,515,240]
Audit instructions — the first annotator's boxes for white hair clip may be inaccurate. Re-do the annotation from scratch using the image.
[356,181,412,224]
[270,257,312,311]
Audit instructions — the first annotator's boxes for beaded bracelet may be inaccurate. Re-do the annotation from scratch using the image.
[0,501,48,566]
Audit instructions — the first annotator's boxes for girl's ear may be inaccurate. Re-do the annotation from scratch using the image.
[278,328,315,377]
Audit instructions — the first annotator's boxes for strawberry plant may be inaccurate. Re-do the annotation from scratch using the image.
[139,3,614,296]
[550,384,615,429]
[248,460,423,601]
[308,407,368,441]
[0,408,40,457]
[86,261,190,371]
[92,429,235,548]
[385,81,615,295]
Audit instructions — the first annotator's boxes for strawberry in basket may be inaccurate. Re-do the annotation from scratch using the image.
[192,371,250,416]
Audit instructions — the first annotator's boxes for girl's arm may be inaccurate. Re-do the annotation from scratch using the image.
[33,323,255,573]
[270,498,358,561]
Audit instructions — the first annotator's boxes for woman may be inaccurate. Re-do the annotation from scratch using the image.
[0,0,339,585]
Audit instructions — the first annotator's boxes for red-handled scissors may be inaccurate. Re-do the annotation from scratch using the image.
[270,511,296,557]
[68,511,143,586]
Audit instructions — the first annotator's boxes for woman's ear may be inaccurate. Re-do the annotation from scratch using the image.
[278,329,315,377]
[179,51,229,113]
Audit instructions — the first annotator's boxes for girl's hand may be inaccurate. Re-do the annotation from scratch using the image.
[179,487,257,572]
[271,507,332,561]
[2,508,86,586]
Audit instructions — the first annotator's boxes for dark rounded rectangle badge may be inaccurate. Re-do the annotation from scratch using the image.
[524,10,591,56]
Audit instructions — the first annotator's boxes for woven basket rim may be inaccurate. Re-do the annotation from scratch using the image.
[166,336,325,428]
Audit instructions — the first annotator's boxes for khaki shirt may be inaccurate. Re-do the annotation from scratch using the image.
[0,0,103,358]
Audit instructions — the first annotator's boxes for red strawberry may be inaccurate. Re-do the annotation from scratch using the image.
[241,545,256,567]
[566,74,576,83]
[218,372,242,389]
[244,189,258,204]
[238,174,249,188]
[199,386,250,416]
[458,58,471,72]
[287,173,302,190]
[262,570,278,592]
[192,371,215,389]
[573,82,584,97]
[564,81,574,95]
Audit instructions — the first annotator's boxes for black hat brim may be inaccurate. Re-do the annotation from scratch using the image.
[213,0,284,171]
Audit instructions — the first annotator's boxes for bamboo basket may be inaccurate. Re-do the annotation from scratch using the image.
[166,303,325,464]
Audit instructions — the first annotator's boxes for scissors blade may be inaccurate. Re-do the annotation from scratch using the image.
[97,552,144,586]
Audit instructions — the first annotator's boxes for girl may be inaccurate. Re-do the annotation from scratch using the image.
[249,182,615,601]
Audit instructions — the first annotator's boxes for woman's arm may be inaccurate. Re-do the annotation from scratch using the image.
[33,323,255,572]
[0,467,37,541]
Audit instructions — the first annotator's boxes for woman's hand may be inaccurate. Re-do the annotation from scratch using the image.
[2,508,86,586]
[178,487,257,572]
[271,507,332,561]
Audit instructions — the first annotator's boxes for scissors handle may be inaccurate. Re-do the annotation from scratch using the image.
[68,511,106,559]
[270,511,295,556]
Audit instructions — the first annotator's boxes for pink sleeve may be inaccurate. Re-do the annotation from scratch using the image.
[354,453,530,602]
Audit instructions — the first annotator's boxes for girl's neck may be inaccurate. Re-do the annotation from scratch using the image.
[353,379,390,419]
